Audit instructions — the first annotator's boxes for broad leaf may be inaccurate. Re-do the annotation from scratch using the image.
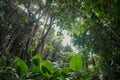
[15,57,28,74]
[69,54,82,71]
[31,55,42,66]
[40,60,54,77]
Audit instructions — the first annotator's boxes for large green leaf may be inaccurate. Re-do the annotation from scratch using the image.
[40,60,54,77]
[69,54,82,71]
[31,55,42,66]
[15,57,28,74]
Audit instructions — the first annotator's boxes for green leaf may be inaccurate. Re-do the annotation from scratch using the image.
[62,67,71,74]
[32,66,41,73]
[15,57,28,74]
[69,54,82,71]
[40,60,54,77]
[31,55,42,66]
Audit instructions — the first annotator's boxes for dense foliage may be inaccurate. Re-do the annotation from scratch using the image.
[0,0,120,80]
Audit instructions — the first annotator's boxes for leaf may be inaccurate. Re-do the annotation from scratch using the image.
[31,55,42,66]
[62,67,71,74]
[32,66,40,73]
[15,57,28,74]
[69,54,82,71]
[40,60,54,77]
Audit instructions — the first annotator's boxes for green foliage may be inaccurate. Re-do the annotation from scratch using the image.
[0,56,18,79]
[69,54,82,71]
[12,54,84,79]
[64,45,73,52]
[15,57,28,74]
[32,66,41,73]
[40,60,54,78]
[31,55,42,66]
[0,0,120,79]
